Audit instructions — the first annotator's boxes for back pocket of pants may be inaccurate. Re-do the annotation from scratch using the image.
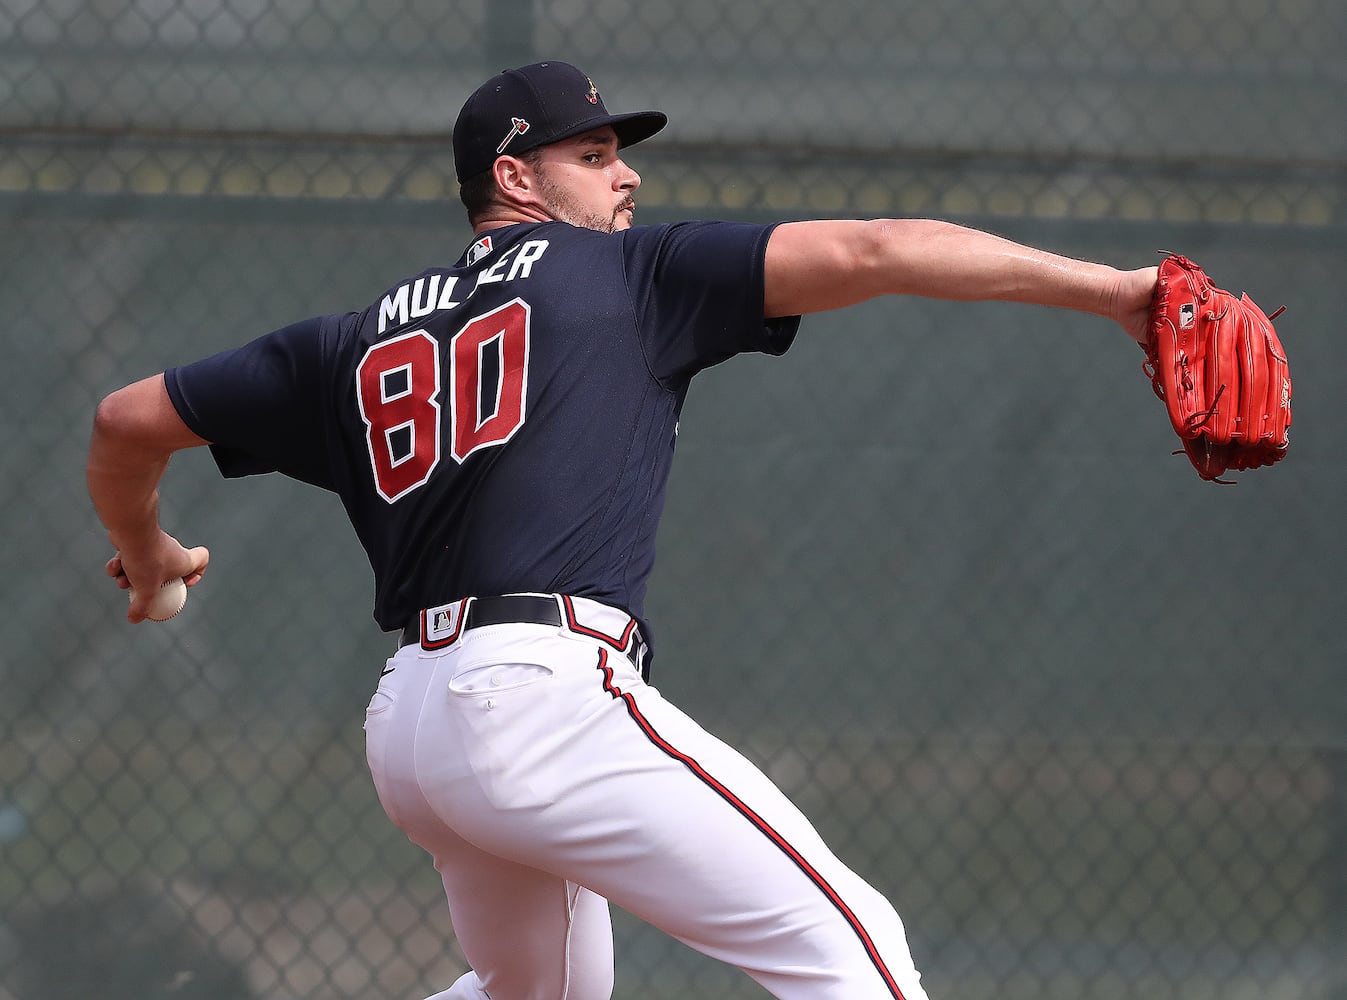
[447,661,553,696]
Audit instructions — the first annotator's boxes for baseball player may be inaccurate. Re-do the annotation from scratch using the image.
[87,61,1160,1000]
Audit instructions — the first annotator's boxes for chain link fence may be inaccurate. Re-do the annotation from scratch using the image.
[2,2,1344,998]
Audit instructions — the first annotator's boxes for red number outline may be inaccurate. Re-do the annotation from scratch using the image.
[356,330,442,503]
[450,298,531,463]
[354,299,532,503]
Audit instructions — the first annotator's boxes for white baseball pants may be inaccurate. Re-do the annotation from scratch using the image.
[364,600,928,1000]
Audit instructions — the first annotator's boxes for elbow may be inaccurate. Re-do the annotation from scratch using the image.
[92,384,148,446]
[92,387,132,442]
[90,374,203,452]
[851,219,916,294]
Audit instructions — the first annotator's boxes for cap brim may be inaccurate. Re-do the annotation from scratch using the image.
[545,110,667,153]
[608,111,668,150]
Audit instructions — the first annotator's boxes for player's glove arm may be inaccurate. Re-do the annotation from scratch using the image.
[763,218,1154,342]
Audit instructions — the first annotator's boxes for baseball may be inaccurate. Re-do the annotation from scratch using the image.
[129,577,188,621]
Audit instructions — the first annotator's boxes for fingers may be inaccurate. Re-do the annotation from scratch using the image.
[106,554,131,589]
[184,545,210,587]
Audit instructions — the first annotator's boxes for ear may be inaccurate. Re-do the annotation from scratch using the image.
[492,155,538,203]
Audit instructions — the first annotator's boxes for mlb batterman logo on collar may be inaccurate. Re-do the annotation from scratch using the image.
[452,60,667,183]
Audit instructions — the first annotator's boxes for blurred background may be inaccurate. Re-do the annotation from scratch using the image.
[1,1,1343,998]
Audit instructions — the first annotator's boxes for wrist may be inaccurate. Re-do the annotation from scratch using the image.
[103,500,164,554]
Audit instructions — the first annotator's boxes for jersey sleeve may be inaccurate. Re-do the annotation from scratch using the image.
[163,315,337,490]
[621,221,800,384]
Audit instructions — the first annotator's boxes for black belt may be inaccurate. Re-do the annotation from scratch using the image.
[400,594,647,675]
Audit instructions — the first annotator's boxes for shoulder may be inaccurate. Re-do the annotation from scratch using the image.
[619,219,780,258]
[615,221,781,289]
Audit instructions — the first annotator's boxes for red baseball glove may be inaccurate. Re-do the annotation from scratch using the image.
[1142,254,1291,482]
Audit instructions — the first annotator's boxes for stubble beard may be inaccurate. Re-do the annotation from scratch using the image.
[536,170,628,234]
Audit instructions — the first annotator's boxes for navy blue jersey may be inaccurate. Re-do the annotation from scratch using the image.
[165,220,799,635]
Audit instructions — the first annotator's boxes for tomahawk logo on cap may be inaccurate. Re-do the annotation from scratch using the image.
[452,61,667,183]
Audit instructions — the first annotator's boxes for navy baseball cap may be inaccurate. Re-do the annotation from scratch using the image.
[453,61,667,183]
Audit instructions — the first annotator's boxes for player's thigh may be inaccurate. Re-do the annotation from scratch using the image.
[364,644,614,1000]
[566,673,927,1000]
[426,822,614,1000]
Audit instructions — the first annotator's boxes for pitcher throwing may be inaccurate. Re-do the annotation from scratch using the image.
[88,60,1166,999]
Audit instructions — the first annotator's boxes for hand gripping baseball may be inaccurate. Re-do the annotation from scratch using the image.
[108,532,210,623]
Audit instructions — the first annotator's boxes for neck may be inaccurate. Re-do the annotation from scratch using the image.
[473,204,554,234]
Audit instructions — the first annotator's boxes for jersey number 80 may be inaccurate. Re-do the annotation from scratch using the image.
[355,299,531,503]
